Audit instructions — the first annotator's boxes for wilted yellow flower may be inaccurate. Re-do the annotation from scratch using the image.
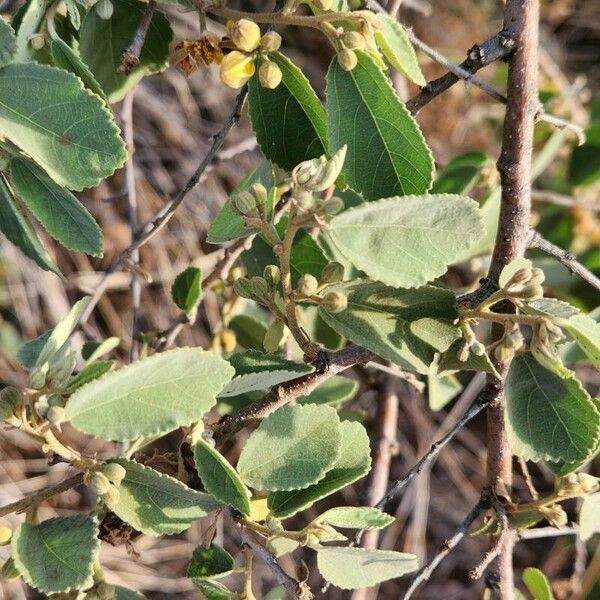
[220,51,256,88]
[227,19,261,53]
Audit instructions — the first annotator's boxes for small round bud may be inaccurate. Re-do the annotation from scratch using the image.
[233,190,259,217]
[504,326,524,350]
[508,267,533,287]
[233,277,254,299]
[220,50,256,89]
[0,526,12,546]
[259,60,282,89]
[320,262,344,284]
[321,291,348,313]
[471,341,486,356]
[263,319,285,353]
[55,1,68,17]
[1,558,19,581]
[89,472,111,495]
[228,19,261,52]
[341,31,366,50]
[297,274,319,296]
[96,0,114,20]
[228,266,245,282]
[515,284,544,301]
[263,265,281,287]
[260,31,282,53]
[578,473,599,494]
[219,328,237,353]
[529,267,545,285]
[101,462,127,484]
[494,343,514,363]
[323,197,345,216]
[0,386,22,420]
[250,276,269,300]
[556,473,579,496]
[30,34,46,50]
[338,48,357,71]
[294,159,322,186]
[102,484,121,508]
[46,405,67,426]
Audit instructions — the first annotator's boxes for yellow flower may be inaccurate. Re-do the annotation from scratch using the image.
[227,19,261,53]
[220,51,256,88]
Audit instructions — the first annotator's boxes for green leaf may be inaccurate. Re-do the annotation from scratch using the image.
[13,0,46,62]
[298,375,358,407]
[327,195,483,287]
[0,18,17,68]
[563,313,600,369]
[65,347,234,441]
[569,124,600,188]
[0,176,60,274]
[579,493,600,541]
[11,516,100,594]
[9,158,103,256]
[431,152,489,195]
[50,37,108,103]
[0,62,127,190]
[79,0,173,103]
[438,339,499,377]
[522,567,555,600]
[219,350,313,397]
[229,314,268,351]
[63,360,114,392]
[207,160,275,244]
[193,436,252,514]
[326,51,433,200]
[268,420,371,518]
[316,547,418,590]
[193,580,235,600]
[373,14,425,86]
[428,370,462,411]
[237,403,342,491]
[505,354,600,463]
[316,506,394,530]
[187,543,234,581]
[171,267,202,314]
[248,51,328,171]
[318,281,459,374]
[110,459,221,536]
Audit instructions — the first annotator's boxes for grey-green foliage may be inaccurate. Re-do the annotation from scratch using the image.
[12,516,100,594]
[0,18,17,67]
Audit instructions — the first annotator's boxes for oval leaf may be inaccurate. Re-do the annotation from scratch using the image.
[193,437,252,514]
[248,52,328,171]
[12,516,100,594]
[579,493,600,542]
[316,506,394,530]
[0,62,127,190]
[506,354,600,463]
[237,403,342,491]
[110,459,221,536]
[10,158,103,256]
[65,347,234,441]
[326,51,433,200]
[327,195,483,287]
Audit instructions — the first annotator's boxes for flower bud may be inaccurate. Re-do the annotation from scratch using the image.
[341,31,366,50]
[220,50,256,89]
[30,34,46,50]
[259,60,283,89]
[1,558,19,581]
[250,276,269,300]
[323,197,345,216]
[504,326,524,350]
[293,146,347,193]
[46,405,67,426]
[260,31,282,53]
[556,473,579,496]
[0,526,12,546]
[529,267,545,285]
[250,183,269,217]
[457,341,470,362]
[320,262,344,284]
[294,159,322,187]
[471,341,486,356]
[96,0,114,20]
[494,343,514,364]
[515,284,544,302]
[338,48,358,71]
[233,277,254,299]
[264,265,281,287]
[297,274,319,296]
[102,484,121,508]
[228,266,245,282]
[263,319,285,353]
[233,190,259,217]
[539,504,568,528]
[0,386,22,420]
[506,267,533,288]
[321,291,348,313]
[219,328,237,353]
[89,472,111,495]
[228,19,261,52]
[102,463,127,484]
[578,473,600,494]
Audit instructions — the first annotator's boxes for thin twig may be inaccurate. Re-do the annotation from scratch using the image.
[517,526,578,540]
[81,89,248,325]
[516,456,539,501]
[528,230,600,292]
[0,472,84,518]
[532,189,600,212]
[118,0,157,75]
[402,494,489,600]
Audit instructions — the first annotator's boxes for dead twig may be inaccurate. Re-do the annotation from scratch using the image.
[118,0,157,75]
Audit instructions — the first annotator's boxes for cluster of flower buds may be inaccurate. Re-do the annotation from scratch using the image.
[293,263,347,313]
[502,266,545,304]
[456,322,487,362]
[494,322,525,363]
[220,20,283,89]
[232,183,270,223]
[530,317,566,373]
[85,462,127,508]
[234,264,281,307]
[557,472,600,497]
